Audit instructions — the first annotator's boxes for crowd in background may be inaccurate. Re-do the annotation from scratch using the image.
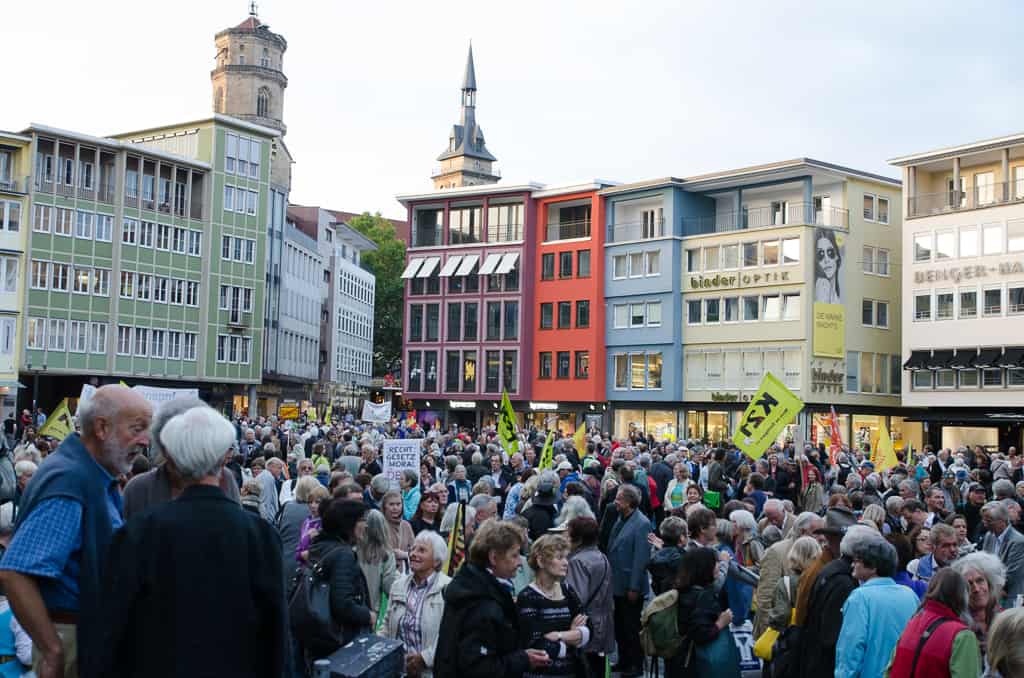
[0,386,1021,677]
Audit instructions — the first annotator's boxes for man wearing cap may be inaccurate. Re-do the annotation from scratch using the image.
[556,460,579,493]
[796,506,858,678]
[521,477,558,541]
[939,469,962,513]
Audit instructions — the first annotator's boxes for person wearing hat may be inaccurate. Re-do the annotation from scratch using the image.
[556,461,579,494]
[792,506,858,678]
[939,468,962,514]
[522,477,559,541]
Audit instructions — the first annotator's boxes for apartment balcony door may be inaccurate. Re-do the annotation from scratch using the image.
[814,195,831,226]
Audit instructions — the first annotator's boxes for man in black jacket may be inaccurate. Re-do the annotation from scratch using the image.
[95,404,286,678]
[434,520,550,677]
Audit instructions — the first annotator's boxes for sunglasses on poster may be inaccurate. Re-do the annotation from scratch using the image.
[817,247,837,261]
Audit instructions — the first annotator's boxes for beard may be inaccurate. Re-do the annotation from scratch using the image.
[101,436,140,476]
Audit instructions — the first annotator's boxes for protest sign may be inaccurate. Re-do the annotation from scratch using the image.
[382,439,421,491]
[362,400,392,423]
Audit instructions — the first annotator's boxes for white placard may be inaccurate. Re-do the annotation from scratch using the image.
[78,383,198,407]
[361,400,392,423]
[382,439,421,491]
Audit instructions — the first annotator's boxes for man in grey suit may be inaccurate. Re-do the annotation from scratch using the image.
[981,500,1024,606]
[607,484,651,678]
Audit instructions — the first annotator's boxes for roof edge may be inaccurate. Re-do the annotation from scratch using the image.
[888,131,1024,166]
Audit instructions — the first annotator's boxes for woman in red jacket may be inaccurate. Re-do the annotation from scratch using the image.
[885,569,981,678]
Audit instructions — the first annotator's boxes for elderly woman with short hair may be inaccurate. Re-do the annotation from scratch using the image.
[96,405,286,678]
[729,509,764,571]
[952,551,1006,659]
[382,531,450,677]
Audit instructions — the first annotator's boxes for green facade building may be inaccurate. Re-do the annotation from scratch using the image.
[21,114,276,412]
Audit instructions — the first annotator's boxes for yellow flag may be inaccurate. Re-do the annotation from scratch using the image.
[732,372,805,461]
[307,407,318,422]
[119,380,128,387]
[871,420,899,472]
[324,403,333,424]
[573,425,586,459]
[444,502,467,576]
[539,431,555,471]
[497,390,519,457]
[38,399,74,440]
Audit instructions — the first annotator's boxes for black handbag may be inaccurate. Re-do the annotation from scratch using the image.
[288,544,344,650]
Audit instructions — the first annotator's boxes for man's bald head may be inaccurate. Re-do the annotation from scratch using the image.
[77,385,153,476]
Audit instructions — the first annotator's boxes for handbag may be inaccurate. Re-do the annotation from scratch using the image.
[694,627,742,678]
[754,576,793,661]
[288,544,345,649]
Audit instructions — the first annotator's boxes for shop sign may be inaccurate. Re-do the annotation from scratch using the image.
[529,401,558,411]
[710,391,751,403]
[811,368,845,394]
[448,400,477,409]
[688,270,791,291]
[914,260,1024,284]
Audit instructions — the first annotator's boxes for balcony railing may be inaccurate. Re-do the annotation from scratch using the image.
[908,179,1024,217]
[124,193,138,208]
[56,182,75,198]
[487,223,523,243]
[97,183,114,204]
[681,202,849,234]
[545,218,591,241]
[412,230,442,248]
[0,176,27,194]
[608,218,665,242]
[190,202,203,220]
[34,178,54,194]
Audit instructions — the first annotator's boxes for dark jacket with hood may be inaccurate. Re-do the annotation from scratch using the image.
[434,562,530,678]
[799,555,857,678]
[647,545,685,595]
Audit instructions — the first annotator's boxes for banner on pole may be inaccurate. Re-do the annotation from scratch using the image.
[361,400,392,423]
[38,399,74,440]
[497,390,519,456]
[732,372,805,461]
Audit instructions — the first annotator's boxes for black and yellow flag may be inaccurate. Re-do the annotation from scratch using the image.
[38,399,74,440]
[444,501,467,576]
[497,390,519,457]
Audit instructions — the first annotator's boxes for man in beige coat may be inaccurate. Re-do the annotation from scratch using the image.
[753,511,823,638]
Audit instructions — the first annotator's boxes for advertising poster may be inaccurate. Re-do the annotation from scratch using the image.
[813,227,845,357]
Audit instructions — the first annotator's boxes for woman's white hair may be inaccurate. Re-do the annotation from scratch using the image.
[729,509,757,534]
[556,496,594,526]
[293,476,322,504]
[840,525,881,559]
[414,530,448,570]
[952,551,1007,600]
[159,405,235,481]
[440,502,476,533]
[13,460,36,478]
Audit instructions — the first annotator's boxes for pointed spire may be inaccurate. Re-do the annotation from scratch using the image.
[462,43,477,92]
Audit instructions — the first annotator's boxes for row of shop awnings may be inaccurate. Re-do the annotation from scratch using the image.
[399,252,520,279]
[903,347,1024,371]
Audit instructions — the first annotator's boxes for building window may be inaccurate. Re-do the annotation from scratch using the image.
[485,351,500,392]
[704,246,719,271]
[846,351,859,392]
[613,255,627,279]
[556,351,570,379]
[613,304,628,328]
[540,303,553,329]
[647,301,662,326]
[463,351,477,392]
[983,224,1003,255]
[862,299,889,328]
[502,350,518,393]
[687,248,700,272]
[257,87,270,118]
[762,294,781,321]
[687,300,701,325]
[935,290,954,320]
[503,301,518,340]
[742,295,759,321]
[557,301,572,329]
[577,250,591,278]
[539,352,552,379]
[487,203,523,242]
[576,300,590,328]
[646,251,660,276]
[447,303,462,342]
[486,302,501,340]
[984,286,1003,316]
[464,303,478,340]
[763,240,780,265]
[914,293,931,321]
[449,207,482,245]
[629,252,644,278]
[614,354,628,389]
[959,288,977,319]
[575,351,589,379]
[631,303,646,328]
[541,253,554,280]
[559,251,573,278]
[425,304,439,342]
[782,293,801,321]
[782,238,800,264]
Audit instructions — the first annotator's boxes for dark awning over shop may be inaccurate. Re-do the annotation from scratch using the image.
[903,350,930,371]
[972,348,1002,369]
[950,349,977,370]
[997,347,1024,368]
[927,350,954,370]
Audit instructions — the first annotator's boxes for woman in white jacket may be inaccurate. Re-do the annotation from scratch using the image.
[662,462,696,513]
[382,530,451,677]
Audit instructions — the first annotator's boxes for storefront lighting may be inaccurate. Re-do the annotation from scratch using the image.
[588,404,595,411]
[425,401,431,407]
[449,400,477,409]
[529,402,558,411]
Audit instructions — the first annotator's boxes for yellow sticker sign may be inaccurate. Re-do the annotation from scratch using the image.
[733,372,805,461]
[278,403,299,420]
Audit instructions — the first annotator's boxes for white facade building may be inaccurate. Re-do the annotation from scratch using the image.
[891,133,1024,451]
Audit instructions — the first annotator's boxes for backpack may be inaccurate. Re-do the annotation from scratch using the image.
[288,544,344,649]
[639,589,682,659]
[0,448,16,504]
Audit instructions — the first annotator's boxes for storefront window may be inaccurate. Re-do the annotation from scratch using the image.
[852,415,882,453]
[646,410,678,441]
[686,411,706,440]
[890,416,924,457]
[613,409,644,438]
[529,412,578,434]
[707,411,730,444]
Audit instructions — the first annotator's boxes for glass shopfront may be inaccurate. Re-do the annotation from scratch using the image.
[707,411,730,444]
[613,409,646,438]
[528,411,579,434]
[890,416,924,454]
[686,411,706,440]
[646,410,679,441]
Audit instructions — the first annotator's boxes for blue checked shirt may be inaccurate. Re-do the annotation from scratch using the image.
[0,458,124,612]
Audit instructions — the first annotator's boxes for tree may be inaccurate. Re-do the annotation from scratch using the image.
[347,212,405,377]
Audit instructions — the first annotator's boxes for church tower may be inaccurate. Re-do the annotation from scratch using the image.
[211,4,288,134]
[432,45,499,190]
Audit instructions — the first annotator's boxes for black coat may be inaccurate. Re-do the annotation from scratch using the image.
[434,563,530,678]
[650,462,674,507]
[307,536,372,654]
[521,502,557,541]
[647,545,685,595]
[667,585,723,678]
[95,485,286,678]
[799,556,857,678]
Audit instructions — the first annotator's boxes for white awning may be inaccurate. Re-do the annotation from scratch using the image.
[455,253,479,276]
[438,255,463,277]
[400,258,424,279]
[495,251,520,275]
[416,256,441,278]
[478,253,504,276]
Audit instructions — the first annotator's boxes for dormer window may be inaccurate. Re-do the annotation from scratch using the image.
[261,47,270,68]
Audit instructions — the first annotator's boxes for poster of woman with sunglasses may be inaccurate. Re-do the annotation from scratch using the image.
[814,227,843,304]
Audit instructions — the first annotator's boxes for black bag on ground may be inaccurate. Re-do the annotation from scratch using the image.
[321,634,403,678]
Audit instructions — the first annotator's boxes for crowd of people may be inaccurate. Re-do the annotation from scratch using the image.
[0,385,1022,677]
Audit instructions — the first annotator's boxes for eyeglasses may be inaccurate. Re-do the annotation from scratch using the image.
[816,247,837,261]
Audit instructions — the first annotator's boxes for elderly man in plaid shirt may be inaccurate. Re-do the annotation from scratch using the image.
[0,385,152,678]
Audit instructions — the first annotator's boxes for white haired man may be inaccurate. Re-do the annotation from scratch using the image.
[981,500,1024,605]
[256,458,285,523]
[94,404,285,678]
[0,384,152,677]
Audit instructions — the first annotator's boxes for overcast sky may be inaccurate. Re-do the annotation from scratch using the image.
[6,1,1024,220]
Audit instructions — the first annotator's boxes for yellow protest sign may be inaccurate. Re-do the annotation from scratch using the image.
[813,302,845,358]
[324,404,333,424]
[38,399,74,440]
[278,403,299,420]
[307,407,318,422]
[733,373,804,461]
[538,431,554,471]
[497,390,519,456]
[871,420,899,472]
